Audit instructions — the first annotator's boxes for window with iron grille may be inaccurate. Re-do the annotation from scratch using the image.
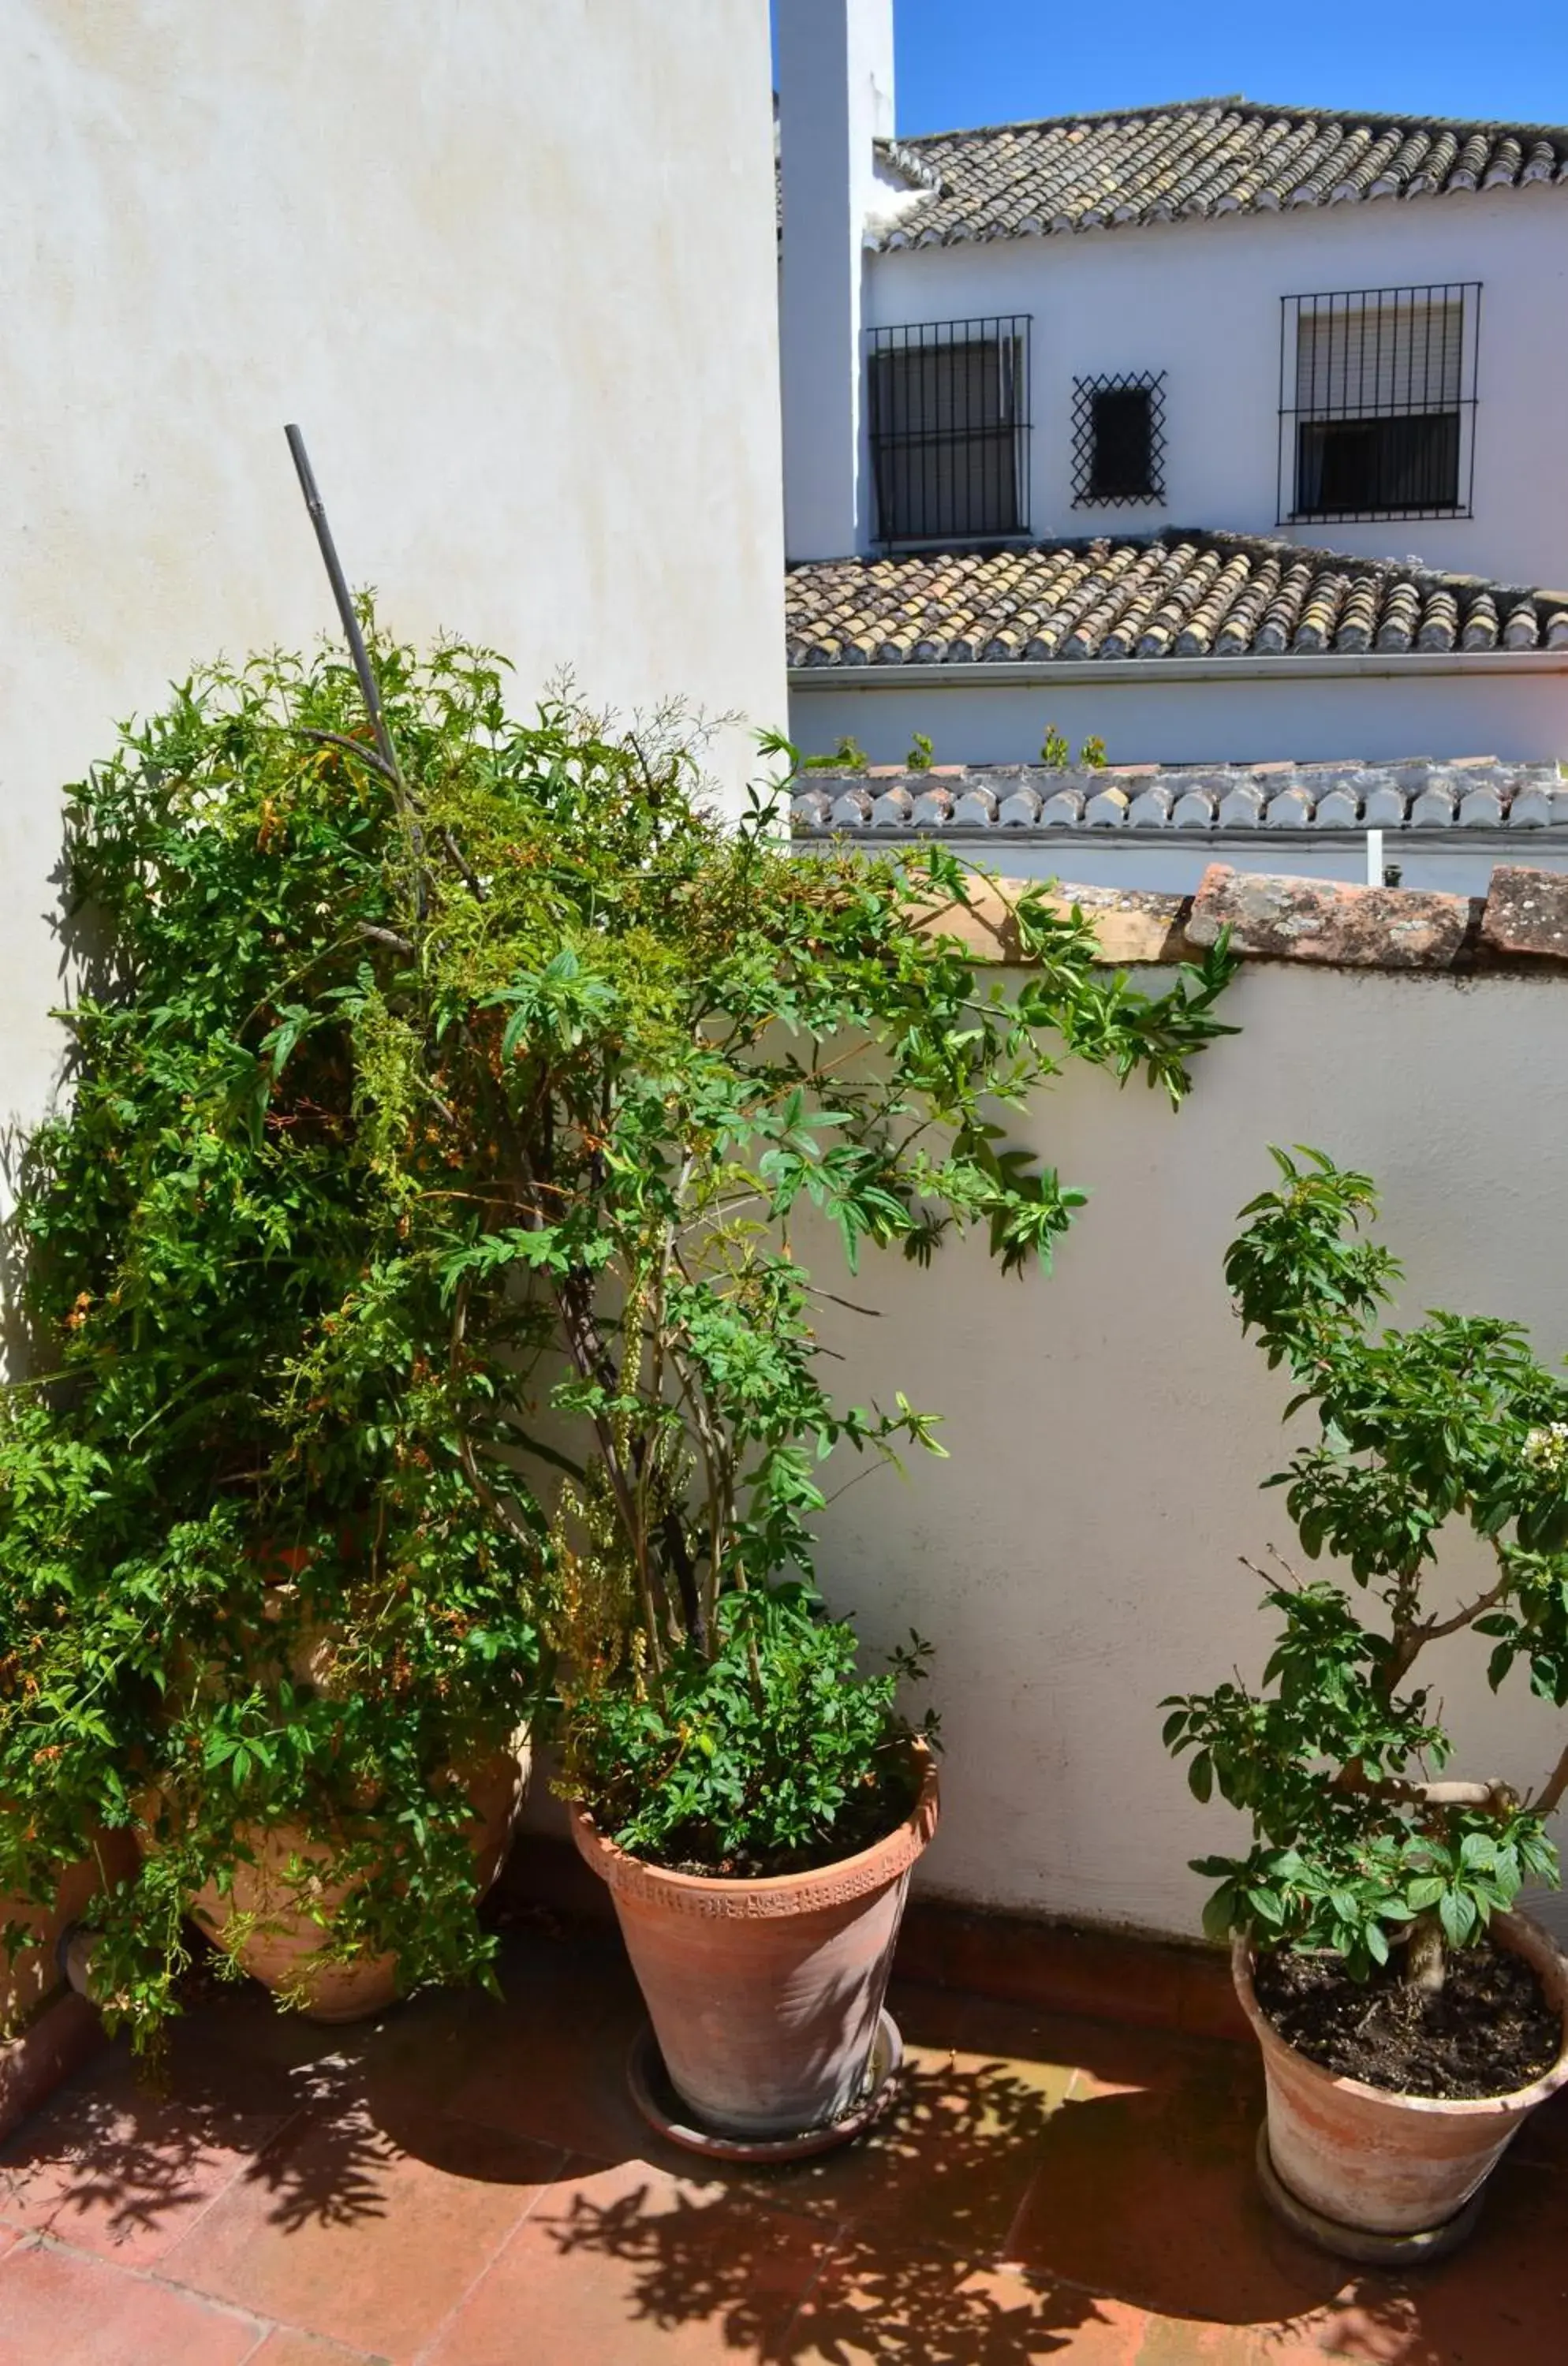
[1072,372,1166,506]
[1278,285,1480,523]
[867,317,1031,545]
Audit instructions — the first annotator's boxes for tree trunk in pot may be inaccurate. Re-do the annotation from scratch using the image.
[569,1746,939,2138]
[1232,1911,1568,2238]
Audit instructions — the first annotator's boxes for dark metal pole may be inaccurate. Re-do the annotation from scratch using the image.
[284,424,405,793]
[285,424,428,918]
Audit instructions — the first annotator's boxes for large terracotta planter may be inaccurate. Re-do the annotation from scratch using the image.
[569,1745,939,2138]
[1233,1911,1568,2243]
[183,1733,531,2023]
[0,1835,140,2031]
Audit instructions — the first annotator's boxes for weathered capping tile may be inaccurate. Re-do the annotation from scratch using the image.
[915,879,1189,966]
[907,866,1568,977]
[1185,865,1470,969]
[1480,867,1568,961]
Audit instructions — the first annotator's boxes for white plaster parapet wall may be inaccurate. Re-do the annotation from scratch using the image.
[801,865,1568,1946]
[789,653,1568,771]
[0,0,783,1157]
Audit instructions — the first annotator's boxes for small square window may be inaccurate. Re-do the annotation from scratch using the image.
[1072,373,1166,506]
[868,317,1032,545]
[1279,285,1479,522]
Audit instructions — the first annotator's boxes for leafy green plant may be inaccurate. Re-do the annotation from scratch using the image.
[0,625,1238,2039]
[1079,737,1107,770]
[566,1582,935,1873]
[801,735,870,774]
[1040,724,1070,768]
[1164,1148,1567,1992]
[905,733,935,772]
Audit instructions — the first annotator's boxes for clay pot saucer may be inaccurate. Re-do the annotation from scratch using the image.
[628,2007,905,2162]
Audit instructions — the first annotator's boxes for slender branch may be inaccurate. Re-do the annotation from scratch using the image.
[1416,1573,1511,1649]
[439,827,487,901]
[357,923,416,956]
[447,1278,540,1558]
[1530,1736,1568,1818]
[289,726,399,784]
[1333,1769,1515,1812]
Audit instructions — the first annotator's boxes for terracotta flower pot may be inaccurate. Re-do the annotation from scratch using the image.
[1232,1911,1568,2244]
[183,1732,531,2023]
[0,1834,140,2031]
[569,1745,939,2138]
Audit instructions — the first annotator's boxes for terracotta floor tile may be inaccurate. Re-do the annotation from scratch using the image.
[155,2102,566,2358]
[1282,2154,1568,2366]
[248,2329,394,2366]
[422,2153,833,2366]
[0,2237,263,2364]
[1003,2025,1354,2329]
[1510,2081,1568,2170]
[722,2028,1077,2253]
[0,2046,294,2264]
[783,2243,1151,2365]
[441,1976,715,2181]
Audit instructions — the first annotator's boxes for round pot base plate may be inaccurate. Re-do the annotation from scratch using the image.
[1255,2125,1485,2265]
[627,2010,905,2163]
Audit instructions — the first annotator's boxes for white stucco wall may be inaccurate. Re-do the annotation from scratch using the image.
[860,190,1568,586]
[790,656,1568,770]
[801,958,1568,1946]
[0,0,784,1149]
[794,829,1568,899]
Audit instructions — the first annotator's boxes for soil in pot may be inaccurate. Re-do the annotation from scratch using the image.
[1254,1938,1560,2100]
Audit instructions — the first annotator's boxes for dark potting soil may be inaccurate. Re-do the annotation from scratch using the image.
[645,1768,917,1883]
[1254,1939,1561,2100]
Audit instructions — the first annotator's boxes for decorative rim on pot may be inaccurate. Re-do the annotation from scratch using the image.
[568,1740,939,1916]
[1230,1910,1568,2119]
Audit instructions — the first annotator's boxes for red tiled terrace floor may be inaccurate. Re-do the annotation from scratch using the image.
[0,1916,1562,2364]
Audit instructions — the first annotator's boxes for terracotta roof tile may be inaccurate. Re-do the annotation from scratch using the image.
[867,99,1568,248]
[785,532,1568,668]
[791,758,1568,838]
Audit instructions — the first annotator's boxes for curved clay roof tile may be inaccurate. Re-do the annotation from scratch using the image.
[1293,573,1350,651]
[1462,594,1499,650]
[1333,578,1382,651]
[1417,591,1459,650]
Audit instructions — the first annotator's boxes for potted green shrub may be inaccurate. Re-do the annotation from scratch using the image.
[1,624,1235,2084]
[0,638,551,2043]
[429,713,1233,2148]
[1165,1150,1568,2257]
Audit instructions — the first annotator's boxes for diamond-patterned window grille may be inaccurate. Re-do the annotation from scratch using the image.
[1071,372,1167,507]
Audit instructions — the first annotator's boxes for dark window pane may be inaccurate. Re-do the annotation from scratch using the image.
[1088,389,1154,499]
[1296,412,1461,516]
[868,334,1025,541]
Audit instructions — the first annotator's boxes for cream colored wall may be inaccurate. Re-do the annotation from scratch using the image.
[0,0,784,1143]
[803,960,1568,1944]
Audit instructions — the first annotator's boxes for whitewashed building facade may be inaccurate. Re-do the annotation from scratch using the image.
[778,1,1568,859]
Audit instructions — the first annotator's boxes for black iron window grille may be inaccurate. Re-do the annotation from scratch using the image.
[867,316,1031,545]
[1071,372,1167,506]
[1278,284,1480,524]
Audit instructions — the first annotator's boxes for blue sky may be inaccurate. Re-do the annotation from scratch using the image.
[775,4,1568,138]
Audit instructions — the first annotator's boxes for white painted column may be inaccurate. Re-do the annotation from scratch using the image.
[777,0,894,561]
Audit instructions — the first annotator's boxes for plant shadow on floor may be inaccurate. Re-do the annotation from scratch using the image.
[6,1927,1560,2363]
[481,1954,1547,2366]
